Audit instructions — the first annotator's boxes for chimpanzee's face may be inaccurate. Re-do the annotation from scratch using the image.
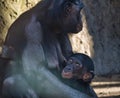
[62,57,84,79]
[61,0,84,33]
[61,53,94,83]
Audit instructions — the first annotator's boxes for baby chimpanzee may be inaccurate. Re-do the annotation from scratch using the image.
[61,53,98,97]
[62,53,95,83]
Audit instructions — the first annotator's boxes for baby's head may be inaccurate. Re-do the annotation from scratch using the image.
[62,53,94,83]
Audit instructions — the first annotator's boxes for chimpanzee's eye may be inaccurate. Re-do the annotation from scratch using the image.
[75,63,82,68]
[75,63,79,66]
[75,62,80,67]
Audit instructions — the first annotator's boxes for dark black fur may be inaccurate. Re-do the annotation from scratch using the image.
[60,53,97,97]
[62,53,95,83]
[0,0,97,98]
[61,53,97,97]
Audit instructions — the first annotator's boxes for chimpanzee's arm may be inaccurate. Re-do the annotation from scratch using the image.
[22,42,93,98]
[58,33,73,59]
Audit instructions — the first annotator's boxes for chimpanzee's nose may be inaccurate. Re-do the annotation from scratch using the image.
[64,66,73,72]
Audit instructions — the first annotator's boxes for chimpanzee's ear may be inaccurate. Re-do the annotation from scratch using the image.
[82,72,94,82]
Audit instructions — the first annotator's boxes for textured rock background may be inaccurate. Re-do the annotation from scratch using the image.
[0,0,40,45]
[0,0,120,75]
[83,0,120,75]
[70,0,120,75]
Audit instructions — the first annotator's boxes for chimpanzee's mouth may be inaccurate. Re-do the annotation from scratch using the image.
[61,71,73,79]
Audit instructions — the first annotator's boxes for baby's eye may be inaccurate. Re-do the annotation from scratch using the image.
[75,63,80,67]
[75,63,80,66]
[75,63,82,68]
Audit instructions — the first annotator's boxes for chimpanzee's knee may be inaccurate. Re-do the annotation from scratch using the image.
[2,75,39,98]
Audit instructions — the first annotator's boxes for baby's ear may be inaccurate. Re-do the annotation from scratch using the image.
[82,72,94,83]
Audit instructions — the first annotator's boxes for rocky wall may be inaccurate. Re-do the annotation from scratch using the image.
[70,0,120,75]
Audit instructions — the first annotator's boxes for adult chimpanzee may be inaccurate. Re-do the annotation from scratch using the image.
[60,53,97,98]
[0,0,97,98]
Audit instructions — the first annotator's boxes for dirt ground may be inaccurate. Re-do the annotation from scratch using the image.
[91,74,120,98]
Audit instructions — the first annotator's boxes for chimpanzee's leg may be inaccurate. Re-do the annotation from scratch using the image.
[2,74,39,98]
